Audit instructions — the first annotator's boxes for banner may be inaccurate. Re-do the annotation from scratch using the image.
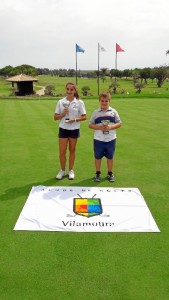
[14,186,160,232]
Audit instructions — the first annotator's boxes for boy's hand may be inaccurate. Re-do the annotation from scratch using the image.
[101,125,109,130]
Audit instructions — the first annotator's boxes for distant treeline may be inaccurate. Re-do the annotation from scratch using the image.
[1,64,169,87]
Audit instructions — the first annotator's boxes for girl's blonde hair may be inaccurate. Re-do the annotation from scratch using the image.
[66,82,80,99]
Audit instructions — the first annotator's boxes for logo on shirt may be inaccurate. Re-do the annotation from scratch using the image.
[72,104,78,109]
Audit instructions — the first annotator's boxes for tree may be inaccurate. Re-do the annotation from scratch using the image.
[86,71,96,78]
[99,68,108,83]
[132,68,140,82]
[109,69,122,80]
[134,80,145,93]
[0,65,14,77]
[139,68,151,84]
[108,81,120,94]
[100,68,108,76]
[109,69,116,79]
[13,64,37,76]
[153,66,169,87]
[67,69,75,77]
[122,69,132,79]
[149,68,156,83]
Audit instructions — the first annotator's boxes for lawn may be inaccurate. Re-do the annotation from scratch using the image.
[1,75,169,98]
[0,97,169,300]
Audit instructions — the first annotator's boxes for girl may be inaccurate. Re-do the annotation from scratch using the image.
[54,82,86,180]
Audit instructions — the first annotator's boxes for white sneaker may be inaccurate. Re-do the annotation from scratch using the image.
[68,169,75,180]
[56,170,66,179]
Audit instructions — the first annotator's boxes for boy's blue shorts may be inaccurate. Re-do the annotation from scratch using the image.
[94,139,116,159]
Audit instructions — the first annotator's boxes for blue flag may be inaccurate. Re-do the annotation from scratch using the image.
[76,44,85,53]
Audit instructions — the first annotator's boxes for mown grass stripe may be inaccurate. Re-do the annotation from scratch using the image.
[0,98,169,300]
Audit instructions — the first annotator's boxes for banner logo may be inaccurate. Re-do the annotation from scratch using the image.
[73,198,102,218]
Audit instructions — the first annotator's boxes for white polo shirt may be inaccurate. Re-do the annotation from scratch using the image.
[55,97,86,130]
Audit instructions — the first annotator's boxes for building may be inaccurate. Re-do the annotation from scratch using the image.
[6,74,38,96]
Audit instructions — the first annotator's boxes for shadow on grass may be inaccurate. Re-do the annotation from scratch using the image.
[54,173,110,187]
[0,178,56,202]
[0,176,110,202]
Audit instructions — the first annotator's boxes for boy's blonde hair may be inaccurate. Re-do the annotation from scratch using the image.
[99,91,111,101]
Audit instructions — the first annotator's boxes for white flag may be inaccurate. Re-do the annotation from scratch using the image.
[14,186,160,232]
[99,43,106,52]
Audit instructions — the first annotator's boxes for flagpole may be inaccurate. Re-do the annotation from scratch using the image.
[75,44,85,85]
[76,47,78,85]
[115,43,117,81]
[98,43,100,96]
[115,43,117,70]
[115,52,117,70]
[115,43,124,75]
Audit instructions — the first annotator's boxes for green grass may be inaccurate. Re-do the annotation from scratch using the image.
[1,75,169,98]
[0,98,169,300]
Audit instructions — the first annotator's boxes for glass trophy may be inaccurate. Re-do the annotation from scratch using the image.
[101,120,110,134]
[63,100,70,122]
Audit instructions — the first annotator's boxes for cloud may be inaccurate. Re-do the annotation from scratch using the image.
[0,0,169,69]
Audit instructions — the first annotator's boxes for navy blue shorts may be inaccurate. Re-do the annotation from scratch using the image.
[94,139,116,159]
[58,127,80,139]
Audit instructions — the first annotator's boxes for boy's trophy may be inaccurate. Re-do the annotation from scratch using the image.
[101,120,110,134]
[63,100,70,122]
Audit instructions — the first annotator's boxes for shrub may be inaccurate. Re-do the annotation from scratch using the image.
[81,85,90,96]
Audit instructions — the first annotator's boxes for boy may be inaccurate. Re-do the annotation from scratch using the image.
[89,92,122,182]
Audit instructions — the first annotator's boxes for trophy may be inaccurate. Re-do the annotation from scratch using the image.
[63,100,70,122]
[101,120,110,134]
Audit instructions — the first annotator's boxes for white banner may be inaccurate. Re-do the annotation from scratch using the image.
[14,186,160,232]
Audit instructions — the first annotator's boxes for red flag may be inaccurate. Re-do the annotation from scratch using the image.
[116,43,125,52]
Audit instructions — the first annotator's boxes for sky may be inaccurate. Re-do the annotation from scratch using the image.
[1,0,169,70]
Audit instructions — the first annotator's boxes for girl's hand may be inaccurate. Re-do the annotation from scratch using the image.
[63,108,68,115]
[66,119,76,123]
